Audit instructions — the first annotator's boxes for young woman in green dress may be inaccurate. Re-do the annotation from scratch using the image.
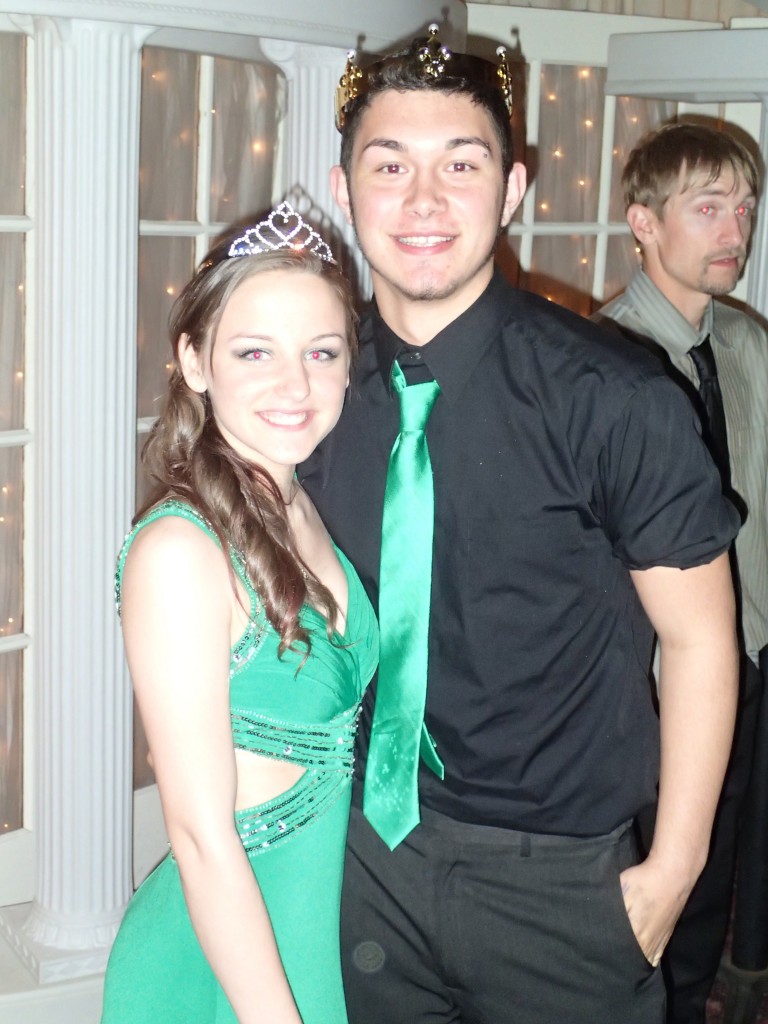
[101,205,378,1024]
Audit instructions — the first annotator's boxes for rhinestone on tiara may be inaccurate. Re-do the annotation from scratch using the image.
[335,23,513,131]
[228,201,335,262]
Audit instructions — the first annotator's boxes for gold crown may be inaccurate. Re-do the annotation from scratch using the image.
[335,23,513,132]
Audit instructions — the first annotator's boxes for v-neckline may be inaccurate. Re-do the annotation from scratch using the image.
[303,543,352,642]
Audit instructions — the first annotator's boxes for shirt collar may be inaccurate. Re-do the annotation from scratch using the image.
[371,269,512,403]
[627,269,725,352]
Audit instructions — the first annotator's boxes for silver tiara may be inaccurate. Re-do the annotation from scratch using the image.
[228,201,335,262]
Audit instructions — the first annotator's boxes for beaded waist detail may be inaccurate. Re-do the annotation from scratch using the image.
[232,702,361,858]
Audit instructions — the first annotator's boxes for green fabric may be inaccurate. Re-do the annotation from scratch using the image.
[102,500,378,1024]
[364,363,443,851]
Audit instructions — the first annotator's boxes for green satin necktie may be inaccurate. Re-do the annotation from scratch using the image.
[364,360,444,850]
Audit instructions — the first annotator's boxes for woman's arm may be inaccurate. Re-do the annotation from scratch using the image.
[121,518,302,1024]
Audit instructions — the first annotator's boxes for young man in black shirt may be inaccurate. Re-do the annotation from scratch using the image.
[301,27,740,1024]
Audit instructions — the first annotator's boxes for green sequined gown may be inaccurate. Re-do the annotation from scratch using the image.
[101,501,378,1024]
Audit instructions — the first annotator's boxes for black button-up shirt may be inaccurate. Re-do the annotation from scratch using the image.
[301,270,739,836]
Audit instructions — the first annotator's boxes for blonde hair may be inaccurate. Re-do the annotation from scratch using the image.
[623,121,759,215]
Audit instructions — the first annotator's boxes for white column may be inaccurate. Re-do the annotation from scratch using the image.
[0,15,151,984]
[261,38,372,299]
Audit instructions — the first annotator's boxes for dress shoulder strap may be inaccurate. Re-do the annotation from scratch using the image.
[114,498,253,617]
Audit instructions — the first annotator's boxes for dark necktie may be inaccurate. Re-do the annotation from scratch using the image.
[688,336,731,489]
[364,361,444,850]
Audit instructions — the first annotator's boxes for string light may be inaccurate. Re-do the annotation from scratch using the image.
[252,140,264,154]
[165,286,175,296]
[531,62,668,266]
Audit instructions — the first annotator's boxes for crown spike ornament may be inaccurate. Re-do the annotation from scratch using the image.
[228,201,334,262]
[417,23,452,79]
[335,23,513,131]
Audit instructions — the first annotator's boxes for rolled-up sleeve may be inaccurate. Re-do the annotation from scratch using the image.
[593,376,741,570]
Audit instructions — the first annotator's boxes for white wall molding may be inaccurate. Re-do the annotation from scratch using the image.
[0,972,102,1024]
[0,0,468,51]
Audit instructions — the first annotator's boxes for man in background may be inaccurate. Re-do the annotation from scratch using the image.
[595,121,768,1024]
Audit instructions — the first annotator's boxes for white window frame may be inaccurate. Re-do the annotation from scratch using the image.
[0,17,34,907]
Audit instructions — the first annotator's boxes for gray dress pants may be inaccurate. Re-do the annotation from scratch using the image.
[340,797,665,1024]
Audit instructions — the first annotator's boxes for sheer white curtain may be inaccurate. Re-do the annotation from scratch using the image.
[529,64,610,312]
[0,31,26,837]
[504,59,675,315]
[136,50,281,446]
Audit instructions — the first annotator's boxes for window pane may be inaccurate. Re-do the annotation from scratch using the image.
[211,57,280,223]
[527,234,597,316]
[137,236,195,420]
[609,96,677,222]
[0,448,23,636]
[139,48,198,222]
[0,651,23,835]
[604,234,641,305]
[535,65,605,224]
[0,33,25,216]
[0,233,25,431]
